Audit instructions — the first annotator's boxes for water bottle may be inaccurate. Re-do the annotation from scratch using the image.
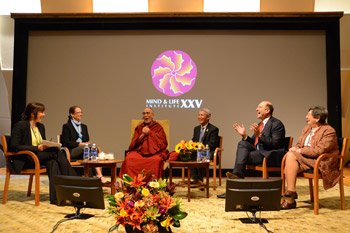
[197,144,203,163]
[83,144,90,161]
[91,144,98,161]
[204,144,210,162]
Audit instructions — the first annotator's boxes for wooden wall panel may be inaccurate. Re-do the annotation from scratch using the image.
[149,0,203,12]
[41,0,93,13]
[342,70,350,165]
[260,0,315,12]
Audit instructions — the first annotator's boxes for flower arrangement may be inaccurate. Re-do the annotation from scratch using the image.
[175,140,204,161]
[107,172,187,233]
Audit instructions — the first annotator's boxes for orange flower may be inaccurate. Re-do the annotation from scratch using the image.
[117,199,128,209]
[127,174,146,188]
[152,193,161,205]
[116,216,127,226]
[160,195,174,211]
[129,211,144,231]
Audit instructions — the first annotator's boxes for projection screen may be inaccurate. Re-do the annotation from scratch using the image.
[25,29,328,167]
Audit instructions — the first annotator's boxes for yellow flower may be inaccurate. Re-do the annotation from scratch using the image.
[135,200,145,208]
[120,209,127,217]
[114,192,124,199]
[142,188,150,197]
[149,181,159,188]
[175,143,182,153]
[160,216,172,228]
[185,141,193,150]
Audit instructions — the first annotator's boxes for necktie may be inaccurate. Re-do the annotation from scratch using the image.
[255,122,264,150]
[199,127,205,142]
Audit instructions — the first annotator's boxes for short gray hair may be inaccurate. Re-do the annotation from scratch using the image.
[309,106,328,124]
[200,108,211,117]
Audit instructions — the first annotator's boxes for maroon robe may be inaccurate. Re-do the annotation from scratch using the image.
[119,121,168,179]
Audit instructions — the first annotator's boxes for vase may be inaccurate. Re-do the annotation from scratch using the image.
[180,152,191,162]
[124,224,172,233]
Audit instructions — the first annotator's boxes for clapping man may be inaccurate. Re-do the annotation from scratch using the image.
[218,101,286,198]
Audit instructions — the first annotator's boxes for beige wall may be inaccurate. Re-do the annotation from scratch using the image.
[0,15,14,69]
[0,70,12,166]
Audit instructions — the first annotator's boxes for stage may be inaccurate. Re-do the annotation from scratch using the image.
[0,172,349,232]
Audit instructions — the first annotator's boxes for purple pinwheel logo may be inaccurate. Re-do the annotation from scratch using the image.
[151,50,197,97]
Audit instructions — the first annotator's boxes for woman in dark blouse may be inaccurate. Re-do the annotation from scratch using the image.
[9,102,76,204]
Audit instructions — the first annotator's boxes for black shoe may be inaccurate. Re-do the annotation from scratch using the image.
[217,193,226,199]
[50,200,58,205]
[225,172,242,179]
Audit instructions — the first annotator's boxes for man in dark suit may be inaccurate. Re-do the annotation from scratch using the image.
[192,108,220,189]
[217,101,286,198]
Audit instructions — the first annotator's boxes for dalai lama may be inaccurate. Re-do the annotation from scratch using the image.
[119,107,169,179]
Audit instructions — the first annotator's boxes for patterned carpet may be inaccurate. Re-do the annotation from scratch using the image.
[0,175,349,233]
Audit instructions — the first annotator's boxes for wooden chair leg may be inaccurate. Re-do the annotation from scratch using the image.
[313,178,319,215]
[2,169,10,204]
[339,176,345,210]
[27,174,33,197]
[262,171,268,179]
[262,166,268,179]
[34,172,40,206]
[213,164,216,190]
[218,162,222,186]
[281,171,285,195]
[308,179,314,202]
[262,158,268,179]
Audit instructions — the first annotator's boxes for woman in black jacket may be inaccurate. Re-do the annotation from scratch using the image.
[61,106,106,183]
[9,102,76,204]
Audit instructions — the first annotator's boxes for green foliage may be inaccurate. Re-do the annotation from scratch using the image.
[108,224,119,232]
[123,174,134,184]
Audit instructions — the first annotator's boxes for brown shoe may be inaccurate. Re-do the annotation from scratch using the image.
[191,179,201,184]
[198,181,205,191]
[281,191,298,200]
[280,199,296,210]
[225,172,240,179]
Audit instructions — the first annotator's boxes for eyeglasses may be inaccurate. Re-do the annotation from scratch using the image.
[142,112,152,115]
[75,112,83,114]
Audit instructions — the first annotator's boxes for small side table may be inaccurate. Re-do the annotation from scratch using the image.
[169,161,209,202]
[77,159,123,195]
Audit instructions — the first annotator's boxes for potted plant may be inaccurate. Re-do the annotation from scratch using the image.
[107,172,187,233]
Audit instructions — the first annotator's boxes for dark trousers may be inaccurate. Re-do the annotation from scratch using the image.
[41,149,77,202]
[232,140,264,177]
[191,167,204,181]
[14,148,77,202]
[191,151,214,181]
[69,145,85,160]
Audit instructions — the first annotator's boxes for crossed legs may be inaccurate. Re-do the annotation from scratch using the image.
[231,140,264,178]
[281,152,303,209]
[284,152,303,192]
